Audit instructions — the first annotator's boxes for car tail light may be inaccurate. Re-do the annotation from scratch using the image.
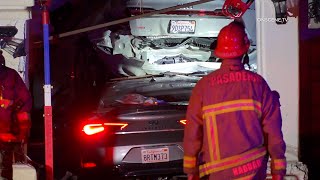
[82,162,97,168]
[83,124,105,135]
[82,123,129,135]
[104,123,128,130]
[179,119,187,125]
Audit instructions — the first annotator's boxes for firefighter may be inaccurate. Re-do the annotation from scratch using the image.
[0,50,32,180]
[183,21,286,180]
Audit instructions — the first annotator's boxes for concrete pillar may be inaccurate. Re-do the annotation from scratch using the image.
[255,0,308,178]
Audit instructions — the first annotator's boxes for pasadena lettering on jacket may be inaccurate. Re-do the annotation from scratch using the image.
[210,71,261,86]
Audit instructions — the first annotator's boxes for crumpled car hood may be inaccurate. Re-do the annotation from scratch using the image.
[90,0,257,77]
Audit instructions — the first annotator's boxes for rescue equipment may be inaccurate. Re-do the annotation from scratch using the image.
[222,0,288,25]
[222,0,254,18]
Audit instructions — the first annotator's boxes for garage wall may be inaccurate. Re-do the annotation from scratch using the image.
[299,0,320,179]
[299,36,320,180]
[256,0,299,160]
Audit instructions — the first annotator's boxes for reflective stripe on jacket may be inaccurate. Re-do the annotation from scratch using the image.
[183,59,286,179]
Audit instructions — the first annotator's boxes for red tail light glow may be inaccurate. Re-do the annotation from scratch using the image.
[104,123,128,130]
[180,120,187,125]
[83,124,105,135]
[82,162,97,168]
[82,123,129,135]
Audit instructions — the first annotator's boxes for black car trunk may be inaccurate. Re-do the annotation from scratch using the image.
[103,104,187,133]
[90,104,186,147]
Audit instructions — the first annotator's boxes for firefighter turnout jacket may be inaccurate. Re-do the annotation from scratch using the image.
[0,66,32,141]
[183,59,286,179]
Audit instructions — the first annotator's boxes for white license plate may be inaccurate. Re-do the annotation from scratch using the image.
[141,147,169,163]
[169,20,196,34]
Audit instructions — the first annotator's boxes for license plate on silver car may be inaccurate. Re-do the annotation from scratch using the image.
[141,147,169,163]
[169,20,196,34]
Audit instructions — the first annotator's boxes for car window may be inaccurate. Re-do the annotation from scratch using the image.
[99,80,197,108]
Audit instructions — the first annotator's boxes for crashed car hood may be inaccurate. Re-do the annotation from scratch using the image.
[92,0,257,77]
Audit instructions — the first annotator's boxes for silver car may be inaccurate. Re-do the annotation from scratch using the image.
[78,74,201,178]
